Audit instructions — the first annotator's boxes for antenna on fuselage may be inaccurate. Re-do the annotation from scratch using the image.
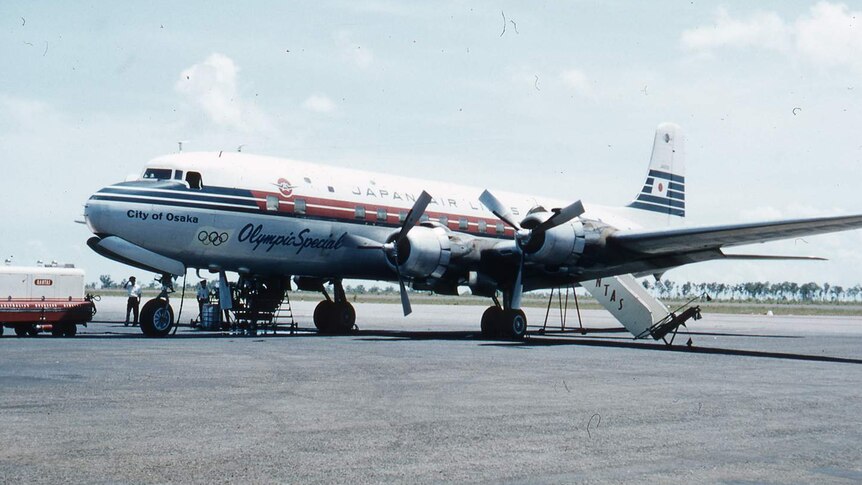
[178,140,189,153]
[237,144,246,153]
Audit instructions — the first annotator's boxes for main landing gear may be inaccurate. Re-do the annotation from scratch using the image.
[313,279,356,335]
[480,294,528,340]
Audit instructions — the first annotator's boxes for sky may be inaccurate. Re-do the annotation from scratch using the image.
[3,1,862,287]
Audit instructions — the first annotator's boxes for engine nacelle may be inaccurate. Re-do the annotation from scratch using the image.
[519,211,586,266]
[388,225,451,279]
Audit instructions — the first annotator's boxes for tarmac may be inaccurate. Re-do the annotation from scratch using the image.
[1,296,861,484]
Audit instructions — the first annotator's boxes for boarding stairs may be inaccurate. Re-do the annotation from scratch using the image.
[582,274,701,345]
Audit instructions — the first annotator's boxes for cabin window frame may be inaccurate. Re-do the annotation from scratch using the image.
[186,171,203,190]
[266,195,279,211]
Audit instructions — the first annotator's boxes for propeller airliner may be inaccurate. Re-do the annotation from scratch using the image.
[84,123,862,339]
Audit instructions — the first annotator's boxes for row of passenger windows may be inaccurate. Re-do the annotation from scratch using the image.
[283,198,505,233]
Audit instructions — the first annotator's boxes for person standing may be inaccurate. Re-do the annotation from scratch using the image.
[196,279,209,324]
[124,276,142,326]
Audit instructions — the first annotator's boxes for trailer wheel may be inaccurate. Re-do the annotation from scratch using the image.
[140,298,174,337]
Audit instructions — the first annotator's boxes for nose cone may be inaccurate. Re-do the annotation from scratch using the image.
[84,186,115,236]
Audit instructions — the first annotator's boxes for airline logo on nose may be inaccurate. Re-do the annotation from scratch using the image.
[275,178,295,197]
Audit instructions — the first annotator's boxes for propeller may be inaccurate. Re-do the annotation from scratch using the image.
[479,190,585,309]
[357,190,433,316]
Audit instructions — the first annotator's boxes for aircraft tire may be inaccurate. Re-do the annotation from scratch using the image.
[313,301,336,334]
[140,298,175,337]
[501,309,527,340]
[332,303,356,333]
[480,307,503,338]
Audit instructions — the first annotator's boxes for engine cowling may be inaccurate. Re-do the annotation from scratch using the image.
[387,225,451,279]
[519,211,586,266]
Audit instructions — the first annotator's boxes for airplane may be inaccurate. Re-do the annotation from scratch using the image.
[83,123,862,340]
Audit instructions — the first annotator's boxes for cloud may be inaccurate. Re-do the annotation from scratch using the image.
[681,8,790,52]
[303,94,337,114]
[559,69,593,97]
[336,31,374,69]
[174,53,271,132]
[681,2,862,71]
[795,2,862,69]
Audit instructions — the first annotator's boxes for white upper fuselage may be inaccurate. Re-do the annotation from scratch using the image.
[84,151,668,280]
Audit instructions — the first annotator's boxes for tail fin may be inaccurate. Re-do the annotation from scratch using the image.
[627,122,685,219]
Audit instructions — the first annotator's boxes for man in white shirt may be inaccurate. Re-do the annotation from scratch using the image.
[124,276,143,326]
[196,279,209,323]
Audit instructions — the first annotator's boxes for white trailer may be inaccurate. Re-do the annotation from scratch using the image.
[0,265,96,337]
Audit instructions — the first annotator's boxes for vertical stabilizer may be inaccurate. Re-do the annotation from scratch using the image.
[627,123,685,220]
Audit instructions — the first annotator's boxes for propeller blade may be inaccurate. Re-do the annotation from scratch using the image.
[396,191,433,243]
[510,251,524,310]
[479,190,521,230]
[399,278,412,316]
[533,200,585,234]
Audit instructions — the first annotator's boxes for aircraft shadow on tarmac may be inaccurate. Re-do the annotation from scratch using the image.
[66,322,862,365]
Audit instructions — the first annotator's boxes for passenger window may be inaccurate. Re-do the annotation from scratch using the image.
[376,208,387,221]
[174,170,184,180]
[186,171,203,189]
[458,217,468,230]
[398,211,407,223]
[355,206,366,219]
[495,222,504,234]
[420,214,430,222]
[295,199,307,214]
[266,195,279,211]
[478,220,487,233]
[438,215,448,226]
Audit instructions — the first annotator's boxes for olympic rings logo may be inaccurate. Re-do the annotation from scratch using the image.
[198,231,229,246]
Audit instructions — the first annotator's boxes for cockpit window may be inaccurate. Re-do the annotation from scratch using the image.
[186,171,203,190]
[142,168,173,180]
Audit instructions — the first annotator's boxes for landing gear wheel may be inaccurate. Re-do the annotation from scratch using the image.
[481,306,503,338]
[331,302,356,333]
[313,301,356,334]
[140,298,175,337]
[501,309,527,340]
[313,300,336,334]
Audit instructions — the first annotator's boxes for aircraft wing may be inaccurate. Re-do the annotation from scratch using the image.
[608,214,862,254]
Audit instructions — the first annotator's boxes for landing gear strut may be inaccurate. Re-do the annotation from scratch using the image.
[313,279,356,334]
[480,292,527,340]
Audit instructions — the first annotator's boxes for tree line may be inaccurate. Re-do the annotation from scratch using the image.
[642,280,862,303]
[90,275,862,304]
